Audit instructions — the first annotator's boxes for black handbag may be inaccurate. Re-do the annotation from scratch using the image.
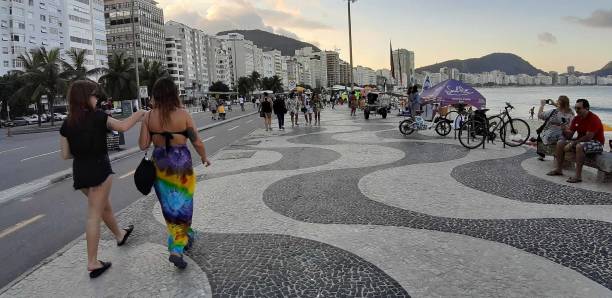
[134,151,156,195]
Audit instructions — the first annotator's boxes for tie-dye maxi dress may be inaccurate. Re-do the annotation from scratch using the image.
[152,144,195,254]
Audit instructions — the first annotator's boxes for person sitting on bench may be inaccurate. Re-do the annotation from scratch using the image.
[547,99,605,183]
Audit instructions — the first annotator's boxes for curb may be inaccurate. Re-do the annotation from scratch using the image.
[0,111,258,206]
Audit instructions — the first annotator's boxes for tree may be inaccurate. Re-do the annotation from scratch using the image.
[0,72,26,119]
[60,48,104,82]
[139,59,169,96]
[236,77,252,96]
[15,47,65,126]
[261,75,284,93]
[209,81,230,99]
[249,71,261,91]
[98,52,136,101]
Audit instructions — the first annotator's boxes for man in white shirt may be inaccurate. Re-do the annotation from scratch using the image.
[239,96,245,111]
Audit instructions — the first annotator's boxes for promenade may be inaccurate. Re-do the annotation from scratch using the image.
[2,107,611,297]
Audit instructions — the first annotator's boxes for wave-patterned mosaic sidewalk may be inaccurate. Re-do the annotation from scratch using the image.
[3,108,611,298]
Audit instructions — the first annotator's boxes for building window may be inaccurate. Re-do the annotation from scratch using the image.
[3,61,9,67]
[40,14,46,21]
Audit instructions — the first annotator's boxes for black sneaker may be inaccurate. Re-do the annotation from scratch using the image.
[169,254,187,269]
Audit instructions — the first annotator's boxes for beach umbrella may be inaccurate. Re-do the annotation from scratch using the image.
[420,79,486,109]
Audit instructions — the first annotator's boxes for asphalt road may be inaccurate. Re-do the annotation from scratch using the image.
[0,105,257,192]
[0,109,263,288]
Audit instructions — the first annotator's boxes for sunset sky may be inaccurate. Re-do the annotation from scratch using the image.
[156,0,612,73]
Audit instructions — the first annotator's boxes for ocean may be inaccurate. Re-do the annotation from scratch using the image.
[476,86,612,125]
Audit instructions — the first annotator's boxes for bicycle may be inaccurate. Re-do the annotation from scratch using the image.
[458,102,531,149]
[399,111,452,136]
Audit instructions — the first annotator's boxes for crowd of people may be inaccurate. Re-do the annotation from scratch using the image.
[257,92,327,131]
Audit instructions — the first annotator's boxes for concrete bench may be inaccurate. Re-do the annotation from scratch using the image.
[538,142,612,182]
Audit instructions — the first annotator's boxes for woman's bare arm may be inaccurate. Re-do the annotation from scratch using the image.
[60,136,73,160]
[186,112,211,166]
[107,110,145,132]
[138,111,151,150]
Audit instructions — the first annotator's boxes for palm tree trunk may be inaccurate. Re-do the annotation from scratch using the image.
[49,92,55,126]
[37,99,42,127]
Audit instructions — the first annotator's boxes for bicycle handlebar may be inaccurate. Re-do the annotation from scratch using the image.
[505,102,514,110]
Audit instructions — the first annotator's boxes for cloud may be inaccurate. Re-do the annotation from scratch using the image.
[158,0,331,39]
[537,32,557,44]
[565,9,612,28]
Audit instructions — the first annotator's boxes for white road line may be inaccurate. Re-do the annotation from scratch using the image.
[0,147,26,155]
[119,170,136,179]
[228,125,240,131]
[0,214,45,239]
[246,119,254,124]
[203,136,216,142]
[21,150,60,162]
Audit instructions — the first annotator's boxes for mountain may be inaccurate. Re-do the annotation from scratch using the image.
[216,29,320,57]
[592,61,612,76]
[416,53,547,76]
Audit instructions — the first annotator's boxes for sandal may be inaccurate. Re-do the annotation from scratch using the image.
[546,170,563,176]
[567,177,582,183]
[89,261,112,278]
[169,254,188,269]
[117,225,134,247]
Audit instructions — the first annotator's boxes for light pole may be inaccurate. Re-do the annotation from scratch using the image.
[347,0,356,92]
[131,0,140,111]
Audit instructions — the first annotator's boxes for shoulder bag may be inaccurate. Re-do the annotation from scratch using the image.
[134,113,156,195]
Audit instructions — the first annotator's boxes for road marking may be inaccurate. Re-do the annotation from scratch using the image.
[246,119,254,124]
[119,170,136,179]
[203,136,215,142]
[228,125,240,131]
[0,147,26,155]
[21,150,60,162]
[0,214,45,239]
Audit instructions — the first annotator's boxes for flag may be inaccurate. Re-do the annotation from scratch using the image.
[390,41,395,80]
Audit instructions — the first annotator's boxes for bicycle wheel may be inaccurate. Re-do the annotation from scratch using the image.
[458,119,486,149]
[501,118,530,147]
[399,119,416,135]
[435,120,452,136]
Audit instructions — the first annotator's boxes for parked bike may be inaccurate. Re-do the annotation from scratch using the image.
[458,102,530,149]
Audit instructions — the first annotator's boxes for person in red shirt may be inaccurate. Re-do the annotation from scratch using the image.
[547,99,605,183]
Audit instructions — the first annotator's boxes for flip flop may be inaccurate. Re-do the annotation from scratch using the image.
[546,171,563,176]
[169,254,188,269]
[117,225,134,247]
[89,261,112,279]
[567,177,582,183]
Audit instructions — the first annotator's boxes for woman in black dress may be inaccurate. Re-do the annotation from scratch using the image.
[60,80,145,278]
[260,92,273,131]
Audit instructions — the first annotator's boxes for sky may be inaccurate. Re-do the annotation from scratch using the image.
[156,0,612,73]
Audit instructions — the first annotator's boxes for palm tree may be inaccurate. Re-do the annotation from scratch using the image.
[14,47,65,126]
[249,71,261,92]
[236,77,252,96]
[262,75,284,93]
[209,81,230,100]
[60,48,104,82]
[139,59,168,96]
[98,52,136,101]
[0,72,24,119]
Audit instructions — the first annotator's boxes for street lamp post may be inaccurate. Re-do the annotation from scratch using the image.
[131,0,140,111]
[347,0,356,92]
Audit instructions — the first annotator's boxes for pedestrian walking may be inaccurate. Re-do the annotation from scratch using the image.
[261,92,273,131]
[209,100,217,120]
[239,96,245,111]
[303,95,313,125]
[256,97,261,110]
[349,91,357,117]
[530,106,535,119]
[331,94,336,109]
[60,80,143,278]
[218,102,226,120]
[273,95,287,130]
[138,78,211,269]
[313,94,323,125]
[286,94,299,127]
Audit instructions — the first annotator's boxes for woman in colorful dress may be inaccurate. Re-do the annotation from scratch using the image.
[139,78,211,269]
[60,80,143,278]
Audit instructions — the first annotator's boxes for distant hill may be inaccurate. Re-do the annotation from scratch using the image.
[216,29,320,56]
[592,61,612,76]
[416,53,547,76]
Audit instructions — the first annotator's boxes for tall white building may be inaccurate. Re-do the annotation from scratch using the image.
[66,0,108,69]
[353,66,376,86]
[206,36,231,87]
[164,21,210,96]
[262,51,274,78]
[392,49,415,87]
[1,0,107,75]
[218,33,258,88]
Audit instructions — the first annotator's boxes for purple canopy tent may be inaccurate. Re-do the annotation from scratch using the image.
[420,79,486,109]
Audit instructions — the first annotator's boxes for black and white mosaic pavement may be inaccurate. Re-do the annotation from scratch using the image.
[6,109,611,297]
[451,150,612,205]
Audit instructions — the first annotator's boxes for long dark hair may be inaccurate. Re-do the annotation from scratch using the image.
[152,77,181,128]
[67,80,99,127]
